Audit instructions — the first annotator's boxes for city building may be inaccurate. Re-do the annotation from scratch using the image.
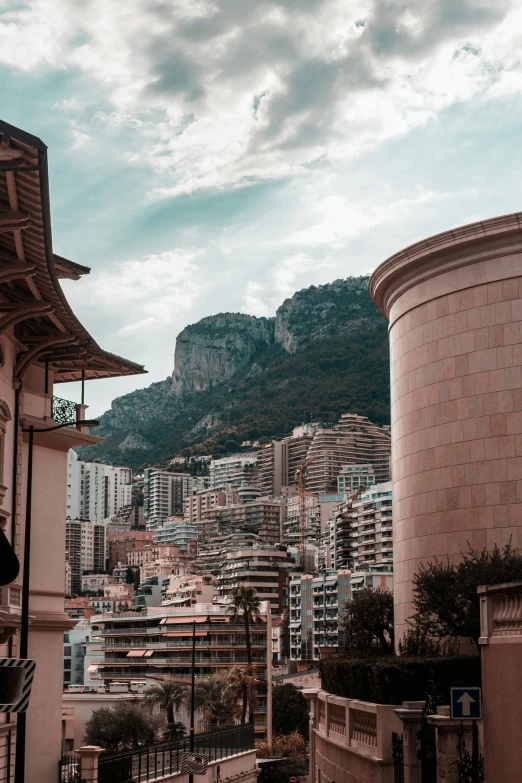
[337,464,375,494]
[153,517,198,552]
[217,545,296,614]
[144,468,193,529]
[67,450,133,522]
[331,481,393,572]
[63,618,101,689]
[137,542,196,583]
[81,573,111,593]
[209,453,257,488]
[283,493,320,549]
[134,575,171,609]
[162,573,216,606]
[90,601,273,739]
[281,424,318,486]
[255,441,283,496]
[185,487,238,524]
[65,519,107,595]
[305,414,391,494]
[368,214,522,638]
[0,118,144,783]
[107,529,154,572]
[289,569,393,663]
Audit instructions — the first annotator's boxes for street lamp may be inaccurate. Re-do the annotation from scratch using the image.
[14,418,99,783]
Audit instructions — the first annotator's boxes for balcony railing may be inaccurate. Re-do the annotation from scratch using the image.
[98,723,255,783]
[52,396,79,425]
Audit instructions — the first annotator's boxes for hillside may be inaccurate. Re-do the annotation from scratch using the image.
[76,277,390,469]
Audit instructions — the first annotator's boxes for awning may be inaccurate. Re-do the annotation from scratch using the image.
[127,650,146,658]
[351,577,365,584]
[160,616,209,625]
[164,631,209,638]
[144,650,154,657]
[87,664,99,672]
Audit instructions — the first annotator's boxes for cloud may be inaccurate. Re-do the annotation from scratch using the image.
[0,0,519,198]
[86,249,203,334]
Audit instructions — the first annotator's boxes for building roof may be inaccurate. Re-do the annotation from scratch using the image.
[0,118,146,383]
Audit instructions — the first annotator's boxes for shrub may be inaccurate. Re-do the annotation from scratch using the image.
[319,655,481,705]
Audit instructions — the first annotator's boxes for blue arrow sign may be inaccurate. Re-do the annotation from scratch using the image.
[451,687,481,720]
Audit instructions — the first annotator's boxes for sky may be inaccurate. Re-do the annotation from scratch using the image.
[2,0,522,415]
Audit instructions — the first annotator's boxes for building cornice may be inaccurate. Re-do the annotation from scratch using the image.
[369,211,522,321]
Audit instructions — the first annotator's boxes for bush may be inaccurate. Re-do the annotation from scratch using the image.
[257,732,309,783]
[319,655,481,705]
[272,684,309,738]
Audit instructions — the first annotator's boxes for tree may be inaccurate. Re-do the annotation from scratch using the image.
[226,666,262,725]
[412,543,522,646]
[227,585,261,722]
[340,587,394,655]
[257,731,309,783]
[84,702,164,750]
[146,679,188,735]
[194,675,239,727]
[272,684,309,738]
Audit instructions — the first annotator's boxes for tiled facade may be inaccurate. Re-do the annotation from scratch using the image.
[370,212,522,637]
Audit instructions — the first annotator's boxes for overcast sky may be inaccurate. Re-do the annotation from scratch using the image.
[3,0,522,414]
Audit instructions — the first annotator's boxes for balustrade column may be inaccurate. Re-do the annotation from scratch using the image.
[77,745,103,783]
[427,707,474,783]
[394,701,425,783]
[303,689,320,783]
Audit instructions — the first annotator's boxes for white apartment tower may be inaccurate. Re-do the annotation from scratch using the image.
[144,468,194,529]
[67,450,133,522]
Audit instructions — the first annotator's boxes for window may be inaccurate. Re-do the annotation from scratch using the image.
[64,646,72,656]
[64,660,71,670]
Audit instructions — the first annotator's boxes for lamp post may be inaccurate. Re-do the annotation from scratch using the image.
[189,620,196,783]
[14,417,99,783]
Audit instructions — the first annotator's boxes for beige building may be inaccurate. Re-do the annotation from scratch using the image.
[0,119,144,783]
[370,211,522,638]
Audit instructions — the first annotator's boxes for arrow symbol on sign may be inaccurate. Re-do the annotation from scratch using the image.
[457,692,475,716]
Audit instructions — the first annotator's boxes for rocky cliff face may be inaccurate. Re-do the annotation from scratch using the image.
[76,276,389,469]
[274,277,376,352]
[172,313,274,393]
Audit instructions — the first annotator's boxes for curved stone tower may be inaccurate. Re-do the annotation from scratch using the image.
[370,212,522,638]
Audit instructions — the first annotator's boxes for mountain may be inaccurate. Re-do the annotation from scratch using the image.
[76,277,390,469]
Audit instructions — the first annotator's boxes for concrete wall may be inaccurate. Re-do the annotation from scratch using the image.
[370,212,522,637]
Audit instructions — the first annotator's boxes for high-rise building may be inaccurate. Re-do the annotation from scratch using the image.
[331,481,393,572]
[209,453,258,488]
[305,414,391,495]
[65,519,107,595]
[153,518,198,553]
[255,441,283,496]
[107,530,154,572]
[217,545,296,614]
[143,469,193,529]
[67,450,133,522]
[289,569,393,663]
[337,464,375,494]
[184,487,238,524]
[283,493,320,549]
[90,601,273,739]
[281,424,318,486]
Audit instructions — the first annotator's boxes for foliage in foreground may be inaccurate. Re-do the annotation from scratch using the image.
[84,702,165,750]
[319,655,481,705]
[272,684,309,738]
[340,587,394,655]
[412,544,522,645]
[257,732,309,783]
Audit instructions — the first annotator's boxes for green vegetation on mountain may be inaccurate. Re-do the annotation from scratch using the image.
[77,277,390,469]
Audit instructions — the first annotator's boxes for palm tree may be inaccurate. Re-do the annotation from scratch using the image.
[146,679,188,735]
[228,585,261,722]
[226,666,261,725]
[194,674,239,727]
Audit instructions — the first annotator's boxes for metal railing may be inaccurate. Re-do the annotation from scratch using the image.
[59,753,80,783]
[98,723,255,783]
[52,396,78,425]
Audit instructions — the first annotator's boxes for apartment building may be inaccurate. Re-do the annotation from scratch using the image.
[65,519,107,595]
[217,546,296,614]
[281,424,318,486]
[289,569,393,663]
[153,517,198,552]
[184,487,237,524]
[144,469,193,529]
[209,453,257,488]
[331,482,393,572]
[90,602,272,739]
[136,543,196,582]
[108,530,154,572]
[162,574,216,606]
[283,493,320,549]
[255,441,283,496]
[337,464,375,494]
[336,413,391,484]
[67,450,133,522]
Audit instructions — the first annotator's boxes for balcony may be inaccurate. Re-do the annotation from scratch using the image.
[52,396,81,425]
